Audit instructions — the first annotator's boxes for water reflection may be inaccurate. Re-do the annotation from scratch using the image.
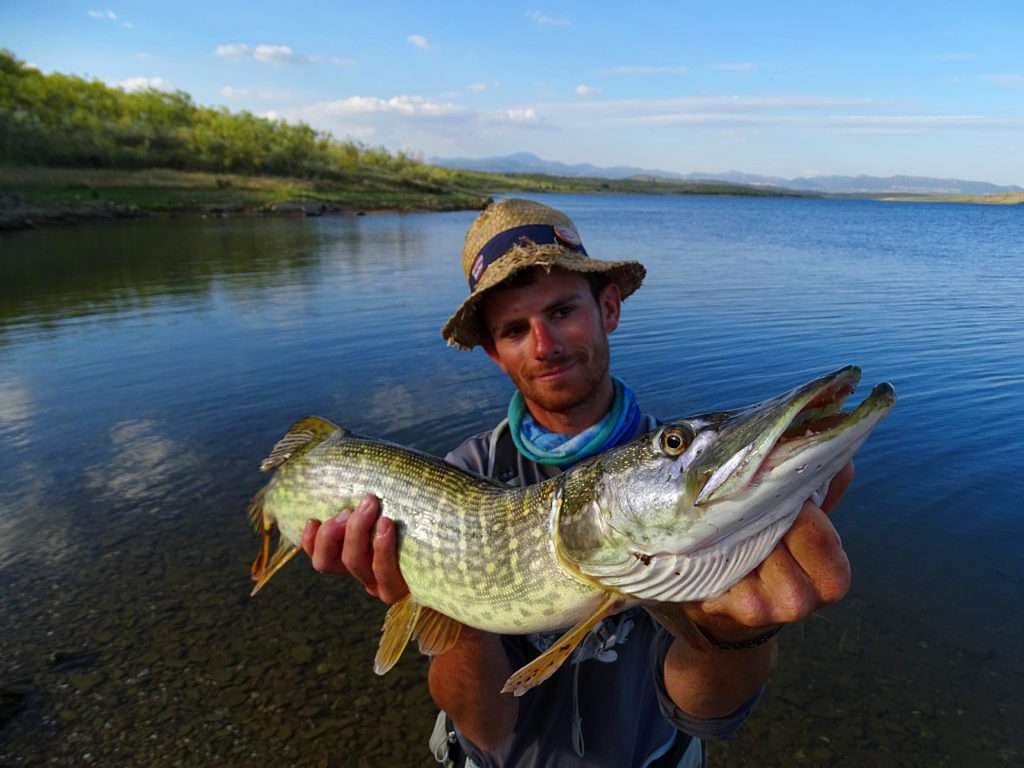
[1,198,1022,766]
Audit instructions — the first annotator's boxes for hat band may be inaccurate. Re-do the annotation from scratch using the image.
[468,224,588,290]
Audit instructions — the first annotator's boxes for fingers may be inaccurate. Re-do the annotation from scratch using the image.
[782,501,851,605]
[371,517,411,605]
[307,511,351,575]
[699,501,850,630]
[821,461,854,514]
[341,495,381,597]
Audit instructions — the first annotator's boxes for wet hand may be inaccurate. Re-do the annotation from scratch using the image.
[300,494,410,605]
[685,461,855,641]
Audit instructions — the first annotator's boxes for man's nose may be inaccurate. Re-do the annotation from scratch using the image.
[531,319,563,359]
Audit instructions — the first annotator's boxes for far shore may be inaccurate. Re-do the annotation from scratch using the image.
[2,166,1019,232]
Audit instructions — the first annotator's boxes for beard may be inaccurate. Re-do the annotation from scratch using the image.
[511,334,611,420]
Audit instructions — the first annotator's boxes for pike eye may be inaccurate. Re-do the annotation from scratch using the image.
[660,428,689,457]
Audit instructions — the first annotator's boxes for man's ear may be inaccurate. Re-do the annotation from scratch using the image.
[599,281,622,333]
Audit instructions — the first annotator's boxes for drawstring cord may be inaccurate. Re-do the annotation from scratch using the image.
[571,659,585,757]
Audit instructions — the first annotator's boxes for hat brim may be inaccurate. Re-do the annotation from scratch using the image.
[441,243,646,350]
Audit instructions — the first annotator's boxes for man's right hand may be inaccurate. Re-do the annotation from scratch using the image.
[300,494,410,605]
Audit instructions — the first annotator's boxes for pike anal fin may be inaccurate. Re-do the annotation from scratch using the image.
[501,592,623,697]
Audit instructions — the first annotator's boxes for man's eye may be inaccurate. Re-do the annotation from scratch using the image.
[553,304,575,318]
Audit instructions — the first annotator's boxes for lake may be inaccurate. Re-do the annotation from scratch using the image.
[1,194,1022,767]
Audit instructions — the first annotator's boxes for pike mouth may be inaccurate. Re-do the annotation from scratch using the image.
[693,367,894,506]
[755,378,896,482]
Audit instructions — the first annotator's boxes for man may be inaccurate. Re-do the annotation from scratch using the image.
[302,199,854,766]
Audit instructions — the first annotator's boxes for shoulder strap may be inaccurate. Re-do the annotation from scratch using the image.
[487,418,521,484]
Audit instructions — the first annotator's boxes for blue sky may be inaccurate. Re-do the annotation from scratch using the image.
[4,1,1024,183]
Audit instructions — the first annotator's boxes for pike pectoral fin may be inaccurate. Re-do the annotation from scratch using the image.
[414,607,463,656]
[375,594,422,675]
[501,592,623,697]
[643,604,712,653]
[249,544,300,597]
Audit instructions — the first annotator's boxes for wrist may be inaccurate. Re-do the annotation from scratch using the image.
[690,616,782,651]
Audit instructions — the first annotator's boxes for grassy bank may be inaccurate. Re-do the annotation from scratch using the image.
[0,165,811,231]
[0,166,496,230]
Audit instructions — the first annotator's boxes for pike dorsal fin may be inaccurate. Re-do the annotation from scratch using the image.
[260,416,344,472]
[501,591,623,697]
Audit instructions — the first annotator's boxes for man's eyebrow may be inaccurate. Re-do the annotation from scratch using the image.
[540,290,586,314]
[490,289,586,335]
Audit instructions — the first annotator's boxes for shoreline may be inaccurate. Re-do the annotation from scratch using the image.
[3,166,1020,233]
[0,166,492,232]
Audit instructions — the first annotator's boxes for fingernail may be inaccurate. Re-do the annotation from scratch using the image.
[357,496,374,514]
[335,509,351,524]
[375,517,391,538]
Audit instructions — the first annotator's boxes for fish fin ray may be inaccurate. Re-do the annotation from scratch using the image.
[375,594,421,675]
[414,607,463,656]
[501,591,622,697]
[260,416,344,472]
[249,543,299,597]
[246,486,268,533]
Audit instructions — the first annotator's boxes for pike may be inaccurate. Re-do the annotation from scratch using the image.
[247,365,894,695]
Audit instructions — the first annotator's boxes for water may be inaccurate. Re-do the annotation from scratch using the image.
[1,195,1022,766]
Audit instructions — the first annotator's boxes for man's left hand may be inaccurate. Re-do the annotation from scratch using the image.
[684,461,855,642]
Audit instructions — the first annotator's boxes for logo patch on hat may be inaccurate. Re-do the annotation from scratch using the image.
[470,252,487,284]
[553,226,581,248]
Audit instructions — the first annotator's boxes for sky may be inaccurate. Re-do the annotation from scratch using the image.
[4,1,1024,184]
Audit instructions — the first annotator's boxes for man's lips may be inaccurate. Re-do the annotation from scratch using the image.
[534,361,577,381]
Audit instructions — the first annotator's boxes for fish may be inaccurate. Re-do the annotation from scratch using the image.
[247,365,894,695]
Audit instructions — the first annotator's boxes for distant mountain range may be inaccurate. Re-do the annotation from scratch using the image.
[431,151,1022,195]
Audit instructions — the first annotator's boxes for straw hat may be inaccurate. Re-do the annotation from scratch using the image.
[441,199,646,349]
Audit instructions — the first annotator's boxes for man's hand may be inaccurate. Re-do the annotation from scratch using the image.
[300,494,410,605]
[685,461,855,642]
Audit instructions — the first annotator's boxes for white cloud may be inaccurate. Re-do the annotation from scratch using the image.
[308,54,354,66]
[308,95,461,117]
[408,34,430,50]
[575,84,599,97]
[114,76,168,92]
[253,44,295,63]
[527,9,570,27]
[715,62,757,73]
[467,81,498,93]
[89,8,132,26]
[214,43,350,66]
[983,74,1024,88]
[603,65,688,76]
[504,107,538,123]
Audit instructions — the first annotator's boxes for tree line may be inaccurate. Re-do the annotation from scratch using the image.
[0,49,434,181]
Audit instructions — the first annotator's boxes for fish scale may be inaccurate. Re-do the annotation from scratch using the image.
[263,436,603,632]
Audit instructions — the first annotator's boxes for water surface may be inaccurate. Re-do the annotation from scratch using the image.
[1,195,1022,766]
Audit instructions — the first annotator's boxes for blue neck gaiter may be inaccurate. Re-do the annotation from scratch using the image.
[508,377,642,467]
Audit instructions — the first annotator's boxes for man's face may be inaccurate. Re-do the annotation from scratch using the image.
[480,268,621,420]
